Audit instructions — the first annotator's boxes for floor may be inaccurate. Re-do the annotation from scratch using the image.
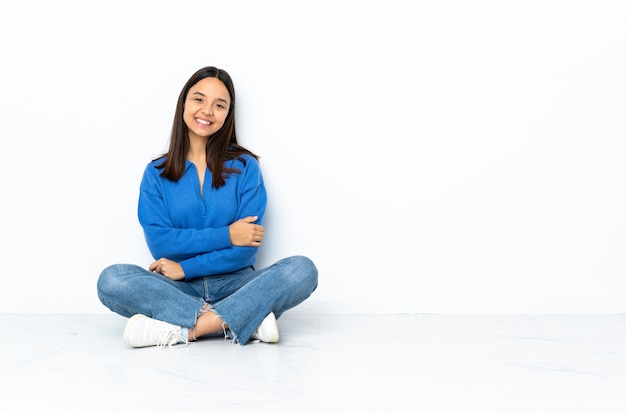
[3,312,626,412]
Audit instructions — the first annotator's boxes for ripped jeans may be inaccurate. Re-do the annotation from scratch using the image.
[97,255,318,345]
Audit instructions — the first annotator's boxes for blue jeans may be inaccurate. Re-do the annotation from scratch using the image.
[97,255,318,345]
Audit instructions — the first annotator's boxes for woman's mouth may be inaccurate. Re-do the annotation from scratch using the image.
[196,118,212,126]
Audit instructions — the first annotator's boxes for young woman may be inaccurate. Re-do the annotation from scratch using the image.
[97,66,318,348]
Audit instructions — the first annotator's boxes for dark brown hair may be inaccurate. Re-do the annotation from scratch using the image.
[156,66,258,189]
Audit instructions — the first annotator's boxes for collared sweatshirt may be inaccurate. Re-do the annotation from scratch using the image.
[137,154,267,280]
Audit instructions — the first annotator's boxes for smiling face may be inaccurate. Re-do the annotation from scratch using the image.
[183,77,231,140]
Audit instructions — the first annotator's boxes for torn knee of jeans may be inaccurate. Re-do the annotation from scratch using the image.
[194,303,213,321]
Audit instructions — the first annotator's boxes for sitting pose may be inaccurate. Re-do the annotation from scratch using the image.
[97,66,318,348]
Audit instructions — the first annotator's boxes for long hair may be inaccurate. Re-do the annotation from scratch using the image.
[156,66,259,189]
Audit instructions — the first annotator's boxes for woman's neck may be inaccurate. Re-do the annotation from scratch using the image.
[187,135,208,165]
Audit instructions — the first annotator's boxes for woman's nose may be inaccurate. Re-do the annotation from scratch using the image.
[201,104,213,115]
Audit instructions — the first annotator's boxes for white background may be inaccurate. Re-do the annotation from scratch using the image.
[1,0,624,314]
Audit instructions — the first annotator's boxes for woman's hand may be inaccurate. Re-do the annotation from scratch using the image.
[229,216,264,247]
[150,258,185,281]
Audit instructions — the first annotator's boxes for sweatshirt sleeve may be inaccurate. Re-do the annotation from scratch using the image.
[138,164,232,260]
[179,157,267,279]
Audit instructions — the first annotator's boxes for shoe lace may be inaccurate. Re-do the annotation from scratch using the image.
[152,326,188,349]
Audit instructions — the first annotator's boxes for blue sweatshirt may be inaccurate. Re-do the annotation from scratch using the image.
[137,154,267,280]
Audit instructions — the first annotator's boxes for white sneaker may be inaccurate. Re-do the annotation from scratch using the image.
[251,312,279,343]
[123,314,188,348]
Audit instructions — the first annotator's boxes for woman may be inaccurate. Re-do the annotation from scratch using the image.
[97,66,318,348]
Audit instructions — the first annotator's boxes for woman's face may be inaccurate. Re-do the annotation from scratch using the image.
[183,77,231,140]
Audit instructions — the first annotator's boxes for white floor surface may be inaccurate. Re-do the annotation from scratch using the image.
[2,312,626,412]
